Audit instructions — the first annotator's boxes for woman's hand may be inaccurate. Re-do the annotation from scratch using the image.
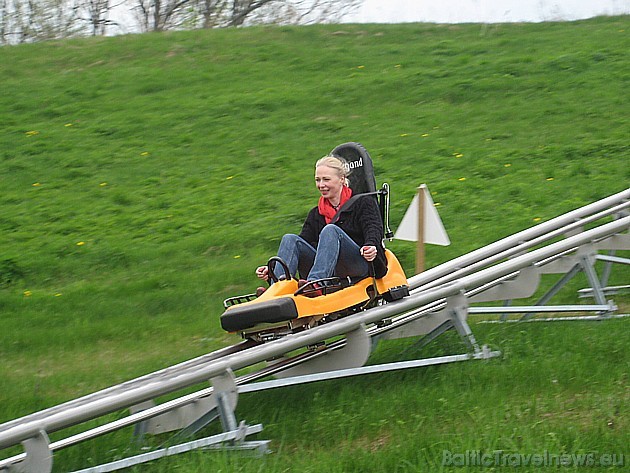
[255,265,269,281]
[360,245,377,262]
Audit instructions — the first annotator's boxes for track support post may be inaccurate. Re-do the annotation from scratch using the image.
[446,291,483,355]
[9,430,52,473]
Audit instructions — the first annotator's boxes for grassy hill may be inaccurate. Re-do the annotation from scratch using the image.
[0,16,628,472]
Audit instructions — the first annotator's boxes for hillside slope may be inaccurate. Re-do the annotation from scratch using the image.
[0,17,628,472]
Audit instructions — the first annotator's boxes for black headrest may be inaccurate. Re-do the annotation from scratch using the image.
[330,142,377,195]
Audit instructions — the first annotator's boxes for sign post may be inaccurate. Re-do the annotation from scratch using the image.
[416,186,426,273]
[394,184,450,274]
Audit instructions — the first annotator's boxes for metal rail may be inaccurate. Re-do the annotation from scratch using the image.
[1,214,627,454]
[0,190,628,471]
[408,188,629,291]
[0,339,258,439]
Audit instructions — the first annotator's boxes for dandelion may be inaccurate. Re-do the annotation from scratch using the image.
[533,217,542,222]
[23,290,32,297]
[421,133,430,137]
[54,293,62,297]
[546,177,554,181]
[226,176,234,180]
[234,255,241,259]
[64,123,73,127]
[141,151,150,156]
[458,177,466,181]
[100,182,108,187]
[454,153,464,158]
[32,182,41,187]
[357,65,365,69]
[394,64,402,68]
[434,202,442,207]
[25,131,39,136]
[76,241,85,246]
[504,164,511,167]
[400,133,409,137]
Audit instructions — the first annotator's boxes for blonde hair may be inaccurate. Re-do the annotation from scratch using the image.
[315,155,350,186]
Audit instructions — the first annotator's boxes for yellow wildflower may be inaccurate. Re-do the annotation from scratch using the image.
[76,241,85,246]
[24,290,32,297]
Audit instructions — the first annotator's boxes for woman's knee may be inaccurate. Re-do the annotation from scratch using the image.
[320,224,342,239]
[279,233,300,248]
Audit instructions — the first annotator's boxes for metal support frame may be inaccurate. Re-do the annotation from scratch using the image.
[446,292,482,353]
[8,431,52,473]
[68,370,269,473]
[579,252,630,298]
[383,291,490,359]
[238,294,499,395]
[68,425,268,473]
[463,235,628,322]
[238,349,500,396]
[1,200,627,473]
[273,323,372,378]
[519,251,612,321]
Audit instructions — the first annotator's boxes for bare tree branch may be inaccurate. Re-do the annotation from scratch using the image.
[2,0,364,43]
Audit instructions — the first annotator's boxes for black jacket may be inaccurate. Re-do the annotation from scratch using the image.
[298,194,388,278]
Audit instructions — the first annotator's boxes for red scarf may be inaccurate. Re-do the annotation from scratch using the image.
[318,186,353,224]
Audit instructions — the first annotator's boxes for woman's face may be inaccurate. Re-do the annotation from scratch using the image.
[315,165,344,201]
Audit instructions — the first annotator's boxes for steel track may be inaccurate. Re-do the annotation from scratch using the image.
[0,189,628,469]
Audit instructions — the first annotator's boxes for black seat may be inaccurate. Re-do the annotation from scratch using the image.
[330,142,377,195]
[330,142,393,239]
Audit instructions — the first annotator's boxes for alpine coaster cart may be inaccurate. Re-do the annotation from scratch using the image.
[220,142,410,342]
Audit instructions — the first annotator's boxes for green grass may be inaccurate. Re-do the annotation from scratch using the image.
[0,16,628,472]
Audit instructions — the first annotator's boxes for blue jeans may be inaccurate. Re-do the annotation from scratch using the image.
[275,224,369,282]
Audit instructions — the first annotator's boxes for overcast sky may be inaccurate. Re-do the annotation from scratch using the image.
[343,0,630,23]
[110,1,630,34]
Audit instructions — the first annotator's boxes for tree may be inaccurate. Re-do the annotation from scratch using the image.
[0,0,363,43]
[130,0,361,32]
[242,0,361,26]
[0,0,78,43]
[0,0,121,44]
[132,0,190,32]
[73,0,121,36]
